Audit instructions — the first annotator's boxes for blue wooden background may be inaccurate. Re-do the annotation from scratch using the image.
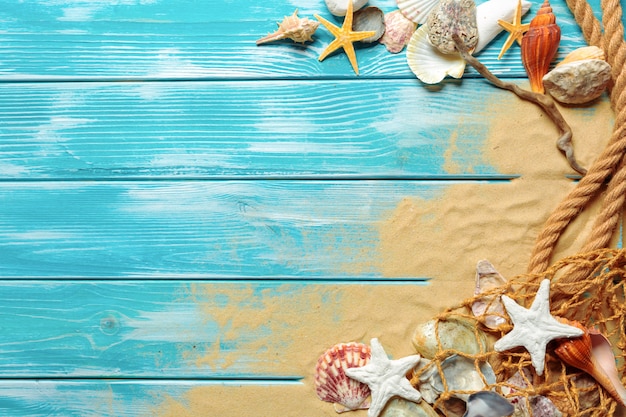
[0,0,619,415]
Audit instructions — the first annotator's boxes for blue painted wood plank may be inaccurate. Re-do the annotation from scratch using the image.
[0,180,458,278]
[0,380,330,417]
[0,80,610,180]
[0,280,429,378]
[0,0,598,81]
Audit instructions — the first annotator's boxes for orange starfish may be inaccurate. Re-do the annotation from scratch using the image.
[497,0,530,59]
[314,1,376,75]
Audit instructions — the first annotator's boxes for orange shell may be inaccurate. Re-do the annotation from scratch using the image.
[554,321,626,406]
[520,0,560,93]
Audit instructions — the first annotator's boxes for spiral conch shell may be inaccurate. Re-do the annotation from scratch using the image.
[256,9,320,45]
[521,0,561,93]
[554,321,626,406]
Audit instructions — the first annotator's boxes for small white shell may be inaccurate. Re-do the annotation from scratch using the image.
[379,10,417,53]
[397,0,442,24]
[325,0,368,16]
[315,342,372,412]
[543,59,611,104]
[406,25,466,84]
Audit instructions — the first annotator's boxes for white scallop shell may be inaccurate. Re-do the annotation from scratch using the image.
[406,25,466,84]
[315,342,372,412]
[397,0,441,24]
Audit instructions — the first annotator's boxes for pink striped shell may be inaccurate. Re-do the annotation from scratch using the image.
[315,342,372,412]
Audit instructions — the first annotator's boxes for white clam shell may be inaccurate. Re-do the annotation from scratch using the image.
[543,59,612,104]
[397,0,441,24]
[406,25,466,84]
[324,0,368,16]
[407,0,532,84]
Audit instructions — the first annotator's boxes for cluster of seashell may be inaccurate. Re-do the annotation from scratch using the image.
[404,0,532,84]
[543,46,612,104]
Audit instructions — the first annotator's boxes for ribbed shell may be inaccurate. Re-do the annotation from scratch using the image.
[520,0,560,93]
[315,342,372,411]
[256,10,320,45]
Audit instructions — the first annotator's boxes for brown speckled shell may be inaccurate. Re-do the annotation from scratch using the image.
[521,0,560,93]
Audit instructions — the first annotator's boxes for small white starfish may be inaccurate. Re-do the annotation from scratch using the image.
[345,338,422,417]
[494,279,583,376]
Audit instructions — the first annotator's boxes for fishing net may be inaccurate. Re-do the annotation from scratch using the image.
[408,248,626,416]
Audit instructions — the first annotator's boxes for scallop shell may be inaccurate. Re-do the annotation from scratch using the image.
[554,321,626,406]
[381,397,440,417]
[412,316,488,359]
[256,9,320,45]
[379,10,417,53]
[417,354,496,403]
[543,58,611,104]
[406,25,466,84]
[521,0,561,93]
[325,0,368,17]
[471,260,508,329]
[397,0,441,25]
[315,342,372,412]
[557,45,605,67]
[353,7,386,43]
[426,0,478,54]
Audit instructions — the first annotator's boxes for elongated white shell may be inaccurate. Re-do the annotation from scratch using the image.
[475,0,531,53]
[406,25,466,84]
[406,0,532,84]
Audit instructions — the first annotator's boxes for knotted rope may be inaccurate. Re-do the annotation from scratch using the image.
[527,0,626,275]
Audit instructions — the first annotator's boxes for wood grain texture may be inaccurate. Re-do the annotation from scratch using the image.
[0,0,594,81]
[0,380,323,417]
[0,281,429,378]
[0,179,470,278]
[0,79,535,179]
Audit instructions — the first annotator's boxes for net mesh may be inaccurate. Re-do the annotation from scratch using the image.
[408,248,626,416]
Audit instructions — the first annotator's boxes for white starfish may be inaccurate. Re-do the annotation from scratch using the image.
[494,279,583,376]
[345,338,422,417]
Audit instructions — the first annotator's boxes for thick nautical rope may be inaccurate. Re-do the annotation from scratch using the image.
[527,0,626,275]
